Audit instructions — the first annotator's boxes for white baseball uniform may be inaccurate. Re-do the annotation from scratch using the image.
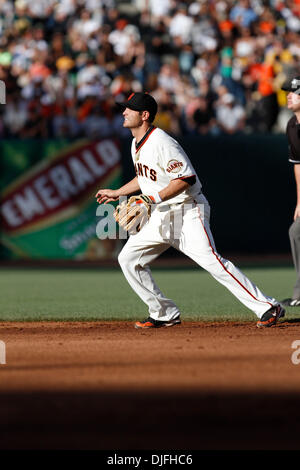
[118,126,278,320]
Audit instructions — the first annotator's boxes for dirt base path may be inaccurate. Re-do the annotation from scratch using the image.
[1,320,300,450]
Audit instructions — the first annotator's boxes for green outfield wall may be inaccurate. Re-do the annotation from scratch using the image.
[0,134,294,259]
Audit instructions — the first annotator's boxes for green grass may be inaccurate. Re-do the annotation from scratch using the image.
[0,266,298,322]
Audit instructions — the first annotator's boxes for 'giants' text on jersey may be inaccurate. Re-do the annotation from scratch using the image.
[134,163,157,181]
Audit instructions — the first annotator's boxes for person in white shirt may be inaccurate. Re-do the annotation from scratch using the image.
[169,5,194,44]
[96,92,284,329]
[216,93,246,134]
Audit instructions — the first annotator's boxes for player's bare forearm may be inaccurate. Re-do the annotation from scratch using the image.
[157,179,189,202]
[118,177,141,197]
[294,164,300,219]
[95,177,140,204]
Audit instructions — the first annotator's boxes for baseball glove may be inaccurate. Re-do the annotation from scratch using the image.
[114,195,154,234]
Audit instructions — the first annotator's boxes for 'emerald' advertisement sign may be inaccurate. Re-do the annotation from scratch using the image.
[1,138,122,259]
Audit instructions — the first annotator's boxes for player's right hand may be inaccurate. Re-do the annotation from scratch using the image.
[95,189,119,204]
[294,204,300,221]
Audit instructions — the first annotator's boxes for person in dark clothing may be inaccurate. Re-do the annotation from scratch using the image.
[281,76,300,306]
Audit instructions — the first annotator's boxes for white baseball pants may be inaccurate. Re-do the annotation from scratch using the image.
[118,194,277,320]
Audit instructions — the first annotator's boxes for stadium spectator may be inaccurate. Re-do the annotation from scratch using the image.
[229,0,258,28]
[192,95,217,135]
[169,4,194,46]
[216,92,246,134]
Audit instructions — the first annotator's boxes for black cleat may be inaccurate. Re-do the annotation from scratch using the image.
[256,305,285,328]
[135,317,181,329]
[280,298,300,307]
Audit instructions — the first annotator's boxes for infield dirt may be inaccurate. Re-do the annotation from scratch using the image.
[0,320,300,450]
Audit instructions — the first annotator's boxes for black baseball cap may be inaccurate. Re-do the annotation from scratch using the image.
[117,92,158,122]
[281,76,300,94]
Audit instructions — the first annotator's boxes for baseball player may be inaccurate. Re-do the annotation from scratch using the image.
[96,92,284,328]
[280,76,300,306]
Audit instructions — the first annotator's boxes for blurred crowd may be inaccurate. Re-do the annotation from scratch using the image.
[0,0,299,139]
